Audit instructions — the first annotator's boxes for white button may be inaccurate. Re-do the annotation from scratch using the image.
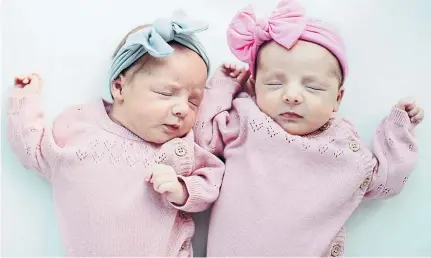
[320,122,330,131]
[360,177,371,190]
[349,140,360,152]
[331,244,342,257]
[180,241,189,250]
[175,144,187,157]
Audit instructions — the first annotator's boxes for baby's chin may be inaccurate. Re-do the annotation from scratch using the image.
[283,126,314,136]
[144,129,191,145]
[277,121,324,136]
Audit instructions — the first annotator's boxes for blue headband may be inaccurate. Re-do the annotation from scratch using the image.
[104,11,210,102]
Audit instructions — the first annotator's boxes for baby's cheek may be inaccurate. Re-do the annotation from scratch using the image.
[256,98,277,117]
[309,106,333,127]
[185,113,197,130]
[149,101,171,117]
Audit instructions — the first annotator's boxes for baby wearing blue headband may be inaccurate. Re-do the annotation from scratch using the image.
[7,11,225,256]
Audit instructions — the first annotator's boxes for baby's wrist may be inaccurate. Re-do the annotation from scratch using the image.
[388,106,411,127]
[207,76,240,91]
[168,179,189,206]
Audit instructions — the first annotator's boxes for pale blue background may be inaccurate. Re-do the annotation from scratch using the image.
[1,0,430,256]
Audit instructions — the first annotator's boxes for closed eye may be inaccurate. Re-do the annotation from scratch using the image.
[265,82,283,85]
[303,76,326,91]
[154,91,172,96]
[189,100,199,106]
[189,95,202,106]
[265,82,284,89]
[305,84,324,90]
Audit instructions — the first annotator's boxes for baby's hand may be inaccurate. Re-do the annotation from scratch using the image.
[395,98,424,124]
[14,73,43,94]
[215,63,250,86]
[145,164,188,205]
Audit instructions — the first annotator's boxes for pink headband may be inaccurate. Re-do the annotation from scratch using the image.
[227,0,348,83]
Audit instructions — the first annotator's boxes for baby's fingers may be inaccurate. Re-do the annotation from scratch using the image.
[395,98,415,111]
[230,68,241,78]
[408,106,420,118]
[153,176,175,193]
[14,73,42,89]
[157,181,177,194]
[237,69,251,85]
[14,75,29,87]
[411,108,424,124]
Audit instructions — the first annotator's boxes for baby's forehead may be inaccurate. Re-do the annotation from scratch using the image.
[142,54,207,89]
[257,40,341,75]
[260,41,334,61]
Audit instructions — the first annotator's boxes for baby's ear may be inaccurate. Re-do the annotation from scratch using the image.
[333,85,345,112]
[111,74,126,102]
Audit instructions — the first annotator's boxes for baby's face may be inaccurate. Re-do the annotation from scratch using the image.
[114,47,207,144]
[254,40,344,136]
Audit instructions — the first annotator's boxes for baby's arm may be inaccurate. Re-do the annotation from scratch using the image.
[6,74,59,180]
[146,141,225,212]
[194,64,249,156]
[173,144,225,212]
[365,99,424,199]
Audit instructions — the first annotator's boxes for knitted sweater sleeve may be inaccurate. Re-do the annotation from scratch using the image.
[5,90,60,181]
[174,143,226,212]
[194,75,242,157]
[364,107,419,199]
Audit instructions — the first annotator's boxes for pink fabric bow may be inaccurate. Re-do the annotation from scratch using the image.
[227,0,348,82]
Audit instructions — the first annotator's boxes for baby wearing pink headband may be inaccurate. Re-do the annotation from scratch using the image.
[195,0,424,256]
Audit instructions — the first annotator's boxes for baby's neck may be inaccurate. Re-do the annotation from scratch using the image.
[107,103,126,128]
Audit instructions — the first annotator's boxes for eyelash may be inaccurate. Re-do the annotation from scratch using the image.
[265,83,283,89]
[189,100,199,107]
[265,80,283,85]
[265,83,323,90]
[305,85,318,90]
[155,91,172,97]
[305,84,324,91]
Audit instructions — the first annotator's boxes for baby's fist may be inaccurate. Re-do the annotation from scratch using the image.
[145,164,188,205]
[215,63,250,86]
[395,98,424,124]
[14,73,43,94]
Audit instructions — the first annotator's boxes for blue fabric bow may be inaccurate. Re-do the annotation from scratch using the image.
[104,11,210,102]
